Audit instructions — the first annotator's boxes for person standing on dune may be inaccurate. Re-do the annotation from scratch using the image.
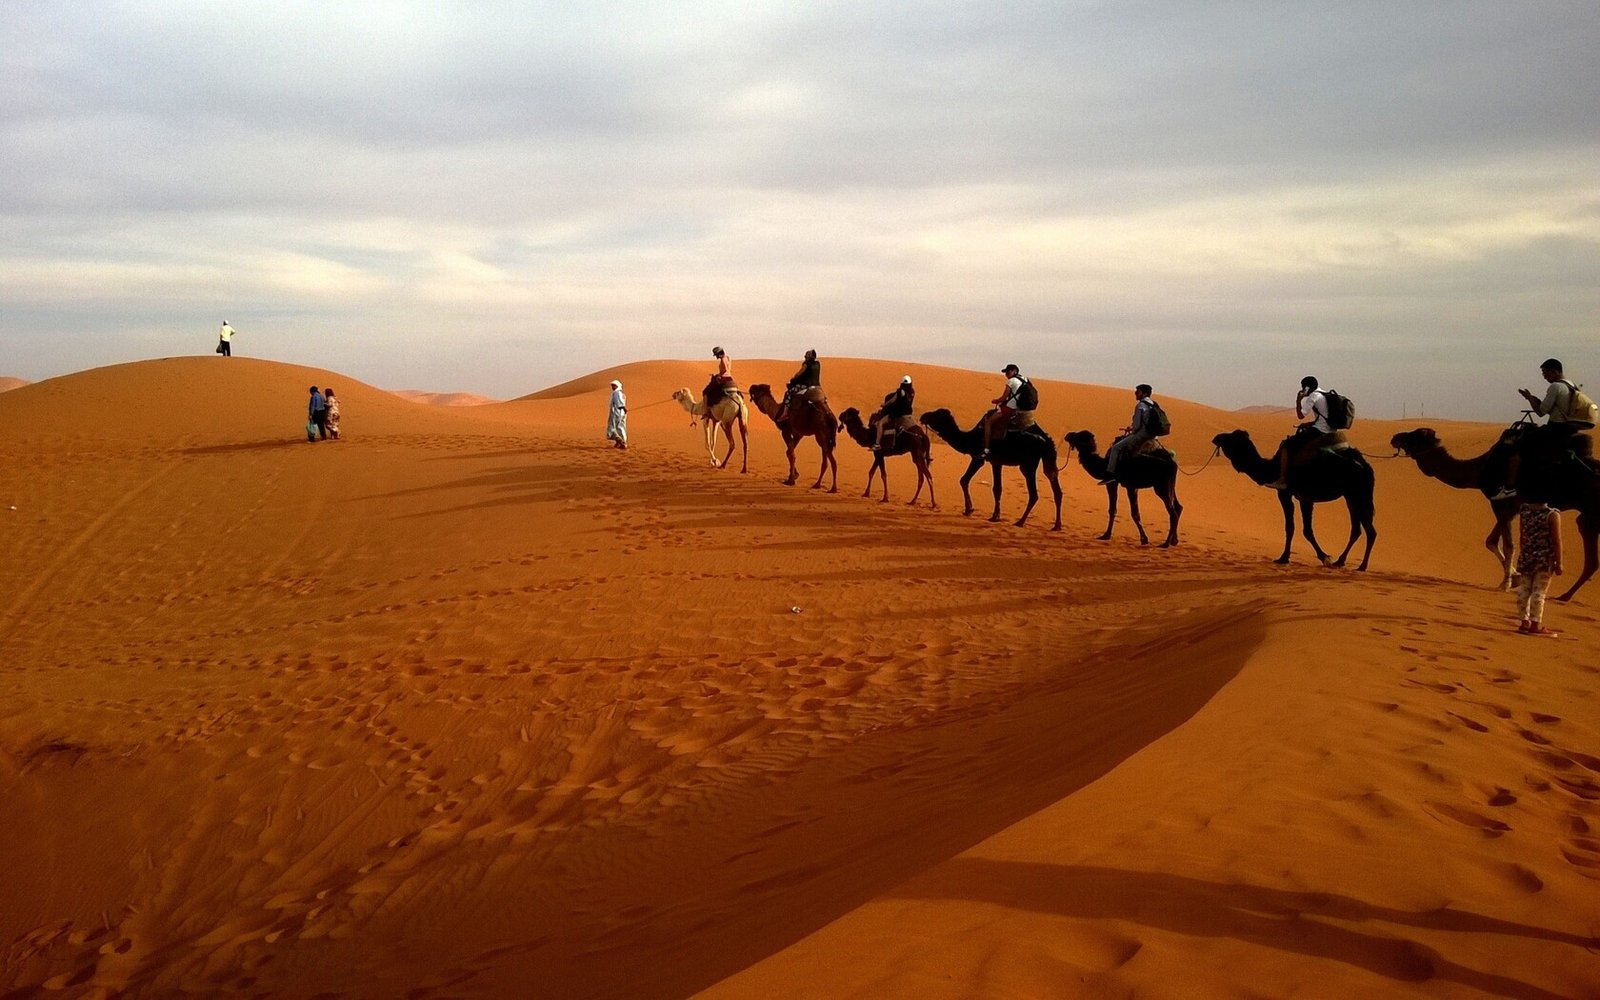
[1515,501,1563,636]
[308,386,328,442]
[607,379,628,449]
[324,388,342,440]
[217,321,235,357]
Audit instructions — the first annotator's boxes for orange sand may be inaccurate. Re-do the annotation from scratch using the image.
[0,376,29,393]
[1,356,1595,999]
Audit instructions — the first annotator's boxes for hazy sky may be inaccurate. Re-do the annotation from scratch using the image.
[2,1,1596,417]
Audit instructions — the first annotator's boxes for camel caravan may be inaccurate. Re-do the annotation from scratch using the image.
[668,350,1598,604]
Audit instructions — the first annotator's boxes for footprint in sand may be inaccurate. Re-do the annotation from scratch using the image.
[1423,801,1511,836]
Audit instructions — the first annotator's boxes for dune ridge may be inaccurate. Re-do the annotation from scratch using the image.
[2,356,1596,998]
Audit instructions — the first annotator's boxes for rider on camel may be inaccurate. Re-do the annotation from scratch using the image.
[775,349,822,423]
[981,364,1027,458]
[702,346,734,411]
[1101,383,1156,483]
[871,375,915,452]
[1263,375,1330,490]
[1493,358,1595,500]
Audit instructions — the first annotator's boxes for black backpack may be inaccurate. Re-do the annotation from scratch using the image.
[1014,377,1039,411]
[1323,389,1355,430]
[1145,400,1171,437]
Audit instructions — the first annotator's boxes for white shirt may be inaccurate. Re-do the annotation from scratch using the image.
[610,387,626,410]
[1002,376,1023,408]
[1536,381,1575,423]
[1302,389,1331,433]
[219,323,233,342]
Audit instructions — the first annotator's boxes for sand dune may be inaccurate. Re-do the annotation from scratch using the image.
[2,357,1595,998]
[0,376,27,393]
[392,389,499,407]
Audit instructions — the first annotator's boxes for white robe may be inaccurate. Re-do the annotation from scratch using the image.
[607,388,627,443]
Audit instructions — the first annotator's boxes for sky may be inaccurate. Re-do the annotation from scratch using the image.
[2,1,1597,418]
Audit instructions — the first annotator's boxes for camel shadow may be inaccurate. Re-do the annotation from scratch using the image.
[891,859,1597,997]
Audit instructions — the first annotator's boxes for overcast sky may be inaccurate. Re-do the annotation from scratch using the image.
[2,1,1596,417]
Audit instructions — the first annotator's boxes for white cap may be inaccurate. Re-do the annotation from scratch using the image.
[609,379,621,387]
[902,375,912,384]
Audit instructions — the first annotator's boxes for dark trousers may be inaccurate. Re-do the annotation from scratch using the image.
[313,411,329,439]
[219,340,231,356]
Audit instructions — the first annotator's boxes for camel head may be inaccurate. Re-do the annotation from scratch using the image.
[1390,428,1439,456]
[1063,430,1097,455]
[1211,429,1256,458]
[672,388,693,406]
[837,406,861,432]
[918,408,960,437]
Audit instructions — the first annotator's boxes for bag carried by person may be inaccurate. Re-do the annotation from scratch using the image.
[1323,389,1356,430]
[306,421,317,442]
[1014,377,1039,411]
[1560,380,1598,427]
[216,341,225,354]
[1146,400,1172,437]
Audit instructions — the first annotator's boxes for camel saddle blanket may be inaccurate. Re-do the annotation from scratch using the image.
[1130,438,1174,460]
[1004,411,1038,432]
[1290,430,1349,463]
[794,386,827,403]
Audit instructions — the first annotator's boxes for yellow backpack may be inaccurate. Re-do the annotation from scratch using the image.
[1560,380,1598,427]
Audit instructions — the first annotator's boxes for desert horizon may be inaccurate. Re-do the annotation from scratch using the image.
[2,353,1596,998]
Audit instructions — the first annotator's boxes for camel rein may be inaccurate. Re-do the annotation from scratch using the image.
[1178,447,1222,477]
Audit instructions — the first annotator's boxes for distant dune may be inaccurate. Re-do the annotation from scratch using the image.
[1235,403,1292,414]
[0,376,28,393]
[2,355,1595,999]
[391,388,498,407]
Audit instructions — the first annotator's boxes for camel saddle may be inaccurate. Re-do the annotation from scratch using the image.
[880,413,916,445]
[1127,437,1174,461]
[1290,430,1351,465]
[704,376,739,408]
[997,411,1044,441]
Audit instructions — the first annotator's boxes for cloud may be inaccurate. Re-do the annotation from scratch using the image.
[1,2,1597,417]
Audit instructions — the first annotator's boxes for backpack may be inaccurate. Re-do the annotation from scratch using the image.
[1560,380,1598,427]
[1323,389,1355,430]
[1145,400,1171,437]
[1014,377,1038,411]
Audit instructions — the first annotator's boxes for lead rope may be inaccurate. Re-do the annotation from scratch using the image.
[1178,446,1222,477]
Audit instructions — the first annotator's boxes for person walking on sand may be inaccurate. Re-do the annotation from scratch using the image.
[607,379,628,449]
[1514,501,1563,636]
[324,387,342,440]
[217,321,235,357]
[308,386,329,441]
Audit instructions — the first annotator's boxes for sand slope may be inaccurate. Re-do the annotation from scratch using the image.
[0,376,27,393]
[392,389,499,407]
[1,357,1596,999]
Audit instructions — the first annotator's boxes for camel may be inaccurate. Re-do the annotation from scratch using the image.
[749,384,838,491]
[1211,429,1376,571]
[1062,430,1181,547]
[672,387,749,474]
[837,407,936,507]
[920,408,1062,530]
[1390,428,1518,590]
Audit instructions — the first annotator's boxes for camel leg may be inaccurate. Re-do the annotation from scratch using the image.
[959,459,980,516]
[1553,511,1596,603]
[1300,497,1333,566]
[1487,519,1514,590]
[1046,464,1063,531]
[784,437,799,486]
[1276,491,1296,564]
[1014,460,1040,527]
[738,417,749,474]
[1332,495,1364,568]
[827,447,838,494]
[877,455,890,502]
[1099,483,1117,540]
[990,461,1007,523]
[1127,486,1150,545]
[1160,478,1182,547]
[1355,501,1377,572]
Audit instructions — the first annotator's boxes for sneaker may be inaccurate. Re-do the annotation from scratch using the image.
[981,449,990,458]
[1527,625,1559,638]
[1489,486,1518,501]
[1097,477,1117,486]
[1518,620,1532,633]
[1262,480,1287,490]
